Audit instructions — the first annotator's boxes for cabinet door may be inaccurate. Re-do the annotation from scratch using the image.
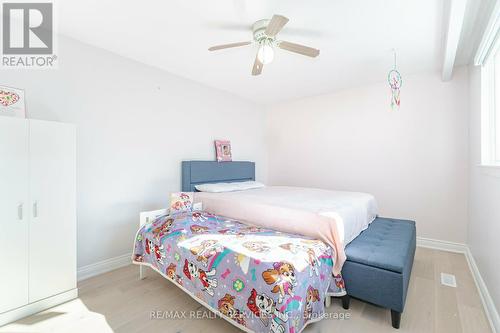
[28,120,76,302]
[0,117,29,313]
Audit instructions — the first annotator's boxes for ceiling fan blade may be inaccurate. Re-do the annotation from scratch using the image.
[265,14,289,37]
[252,54,263,76]
[208,41,252,51]
[278,41,320,57]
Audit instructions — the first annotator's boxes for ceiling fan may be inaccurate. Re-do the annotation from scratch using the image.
[208,14,320,76]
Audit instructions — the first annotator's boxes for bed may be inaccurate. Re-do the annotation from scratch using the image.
[133,161,414,331]
[133,210,346,333]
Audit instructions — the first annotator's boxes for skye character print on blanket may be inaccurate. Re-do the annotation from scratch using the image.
[262,262,297,304]
[304,286,320,323]
[166,263,183,286]
[152,218,174,241]
[218,294,246,327]
[183,259,218,296]
[247,289,289,333]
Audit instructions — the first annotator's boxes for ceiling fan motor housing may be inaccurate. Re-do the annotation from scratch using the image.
[252,19,274,44]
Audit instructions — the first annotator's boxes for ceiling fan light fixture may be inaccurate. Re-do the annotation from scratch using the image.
[208,14,320,75]
[257,42,274,64]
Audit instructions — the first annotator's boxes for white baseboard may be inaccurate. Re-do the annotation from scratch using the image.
[77,253,131,281]
[464,247,500,333]
[417,237,499,333]
[416,236,468,253]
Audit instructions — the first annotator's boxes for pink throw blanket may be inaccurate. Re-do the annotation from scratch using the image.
[194,195,346,275]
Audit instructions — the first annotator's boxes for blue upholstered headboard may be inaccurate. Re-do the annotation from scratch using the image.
[181,161,255,192]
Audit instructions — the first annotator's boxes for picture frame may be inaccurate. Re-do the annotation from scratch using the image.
[0,85,26,118]
[215,140,232,162]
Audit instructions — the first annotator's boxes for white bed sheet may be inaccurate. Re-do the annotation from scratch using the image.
[194,186,378,246]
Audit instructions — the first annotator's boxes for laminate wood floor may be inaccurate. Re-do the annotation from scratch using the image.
[0,248,492,333]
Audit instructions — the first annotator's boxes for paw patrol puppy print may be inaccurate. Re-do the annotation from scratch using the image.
[190,225,209,233]
[218,294,246,326]
[304,286,320,322]
[262,262,298,303]
[306,248,321,277]
[166,263,183,286]
[183,259,218,296]
[152,218,174,241]
[191,211,208,222]
[334,274,345,289]
[144,238,154,255]
[183,259,199,280]
[189,240,224,266]
[170,192,193,212]
[247,289,288,333]
[242,241,270,253]
[154,244,166,264]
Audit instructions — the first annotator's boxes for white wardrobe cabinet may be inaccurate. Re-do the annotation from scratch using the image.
[0,117,77,326]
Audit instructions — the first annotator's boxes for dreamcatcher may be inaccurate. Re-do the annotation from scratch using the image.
[388,50,402,111]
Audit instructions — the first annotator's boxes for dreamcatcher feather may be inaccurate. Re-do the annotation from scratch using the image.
[388,50,402,111]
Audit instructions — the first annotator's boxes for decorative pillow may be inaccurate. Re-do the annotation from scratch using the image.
[169,192,194,213]
[195,181,265,193]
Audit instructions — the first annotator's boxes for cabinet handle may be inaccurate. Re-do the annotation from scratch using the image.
[33,201,38,218]
[17,203,23,220]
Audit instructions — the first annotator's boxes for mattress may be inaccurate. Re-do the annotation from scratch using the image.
[132,211,346,333]
[195,186,378,246]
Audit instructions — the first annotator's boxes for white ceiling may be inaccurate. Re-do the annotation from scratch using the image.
[58,0,473,104]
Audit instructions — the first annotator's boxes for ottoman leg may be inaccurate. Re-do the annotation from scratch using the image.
[341,295,350,310]
[391,310,401,329]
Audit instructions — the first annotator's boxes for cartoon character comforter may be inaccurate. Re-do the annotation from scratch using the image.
[133,211,346,333]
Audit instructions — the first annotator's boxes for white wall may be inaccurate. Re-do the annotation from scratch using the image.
[266,68,469,243]
[1,36,267,268]
[468,65,500,314]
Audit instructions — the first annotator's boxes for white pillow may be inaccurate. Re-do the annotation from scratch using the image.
[195,181,265,193]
